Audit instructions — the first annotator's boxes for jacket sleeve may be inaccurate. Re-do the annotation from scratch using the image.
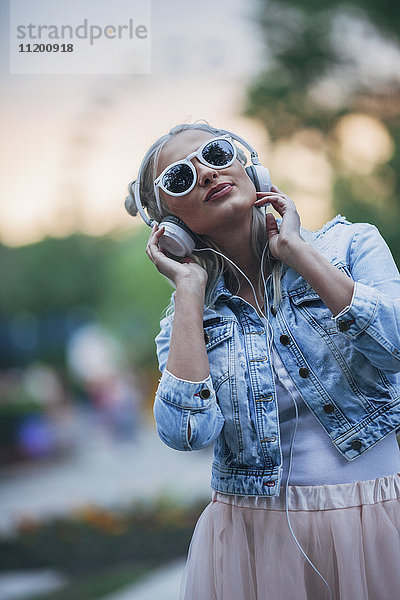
[153,314,225,451]
[331,223,400,372]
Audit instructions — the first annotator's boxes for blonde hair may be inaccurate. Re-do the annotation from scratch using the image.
[130,121,284,310]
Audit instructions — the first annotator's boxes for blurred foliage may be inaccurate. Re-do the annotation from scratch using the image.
[246,0,400,261]
[0,226,173,369]
[0,498,208,575]
[0,236,109,316]
[0,401,41,444]
[257,0,400,39]
[28,564,150,600]
[246,0,400,137]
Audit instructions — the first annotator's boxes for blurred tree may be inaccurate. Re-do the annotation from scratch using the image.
[0,236,111,316]
[100,227,173,368]
[0,227,172,369]
[246,0,400,263]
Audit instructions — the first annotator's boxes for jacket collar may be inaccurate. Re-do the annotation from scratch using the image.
[312,214,348,240]
[209,276,232,305]
[208,214,348,304]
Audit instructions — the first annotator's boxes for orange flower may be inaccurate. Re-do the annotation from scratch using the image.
[16,515,41,535]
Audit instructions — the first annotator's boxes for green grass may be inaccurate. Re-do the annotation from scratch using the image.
[28,563,152,600]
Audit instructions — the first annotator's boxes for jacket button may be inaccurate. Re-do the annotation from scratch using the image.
[338,320,350,332]
[351,439,362,451]
[299,367,309,378]
[280,334,290,345]
[323,403,335,414]
[271,306,277,316]
[204,331,210,344]
[199,388,211,400]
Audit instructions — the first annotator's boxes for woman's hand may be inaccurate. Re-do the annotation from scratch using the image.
[254,185,304,267]
[255,185,355,316]
[146,224,208,294]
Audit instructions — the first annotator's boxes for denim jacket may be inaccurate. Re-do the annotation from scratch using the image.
[154,216,400,496]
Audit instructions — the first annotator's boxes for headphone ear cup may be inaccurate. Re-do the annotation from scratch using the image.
[158,215,198,258]
[245,165,272,193]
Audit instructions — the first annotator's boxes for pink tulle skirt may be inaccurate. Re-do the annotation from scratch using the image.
[179,473,400,600]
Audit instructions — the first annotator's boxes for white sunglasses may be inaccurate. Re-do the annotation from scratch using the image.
[154,135,237,209]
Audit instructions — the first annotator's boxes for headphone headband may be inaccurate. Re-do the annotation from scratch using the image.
[219,129,261,165]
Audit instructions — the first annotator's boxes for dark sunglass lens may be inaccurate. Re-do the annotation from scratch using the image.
[162,164,194,193]
[202,140,234,166]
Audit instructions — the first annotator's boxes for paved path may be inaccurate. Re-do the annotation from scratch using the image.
[0,408,210,599]
[0,561,186,600]
[0,570,68,600]
[0,407,212,536]
[101,559,186,600]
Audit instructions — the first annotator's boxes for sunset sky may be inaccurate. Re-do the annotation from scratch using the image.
[0,0,397,246]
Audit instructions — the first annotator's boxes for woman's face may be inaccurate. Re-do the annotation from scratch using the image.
[156,130,256,240]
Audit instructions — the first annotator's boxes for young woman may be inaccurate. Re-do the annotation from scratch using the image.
[129,122,400,599]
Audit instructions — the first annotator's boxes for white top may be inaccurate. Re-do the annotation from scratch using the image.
[271,344,400,486]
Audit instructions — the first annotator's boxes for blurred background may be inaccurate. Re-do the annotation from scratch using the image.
[1,0,400,598]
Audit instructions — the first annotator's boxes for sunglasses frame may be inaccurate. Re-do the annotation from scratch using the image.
[153,135,237,209]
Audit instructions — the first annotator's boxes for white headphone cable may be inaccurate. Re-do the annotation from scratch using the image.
[260,239,274,354]
[193,247,266,319]
[195,243,333,599]
[260,241,333,599]
[285,394,334,600]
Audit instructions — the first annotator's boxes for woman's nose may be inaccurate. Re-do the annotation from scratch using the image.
[194,159,218,186]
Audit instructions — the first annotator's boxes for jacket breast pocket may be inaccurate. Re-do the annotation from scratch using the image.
[290,288,338,335]
[203,319,234,391]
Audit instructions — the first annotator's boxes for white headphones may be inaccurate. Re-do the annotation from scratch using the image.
[125,128,272,257]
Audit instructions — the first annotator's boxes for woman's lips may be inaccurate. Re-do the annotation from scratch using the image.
[205,184,234,202]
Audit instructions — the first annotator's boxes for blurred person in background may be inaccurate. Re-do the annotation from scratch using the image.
[67,324,141,442]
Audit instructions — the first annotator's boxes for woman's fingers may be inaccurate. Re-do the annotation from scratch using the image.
[147,224,164,246]
[254,186,302,261]
[146,225,166,265]
[254,188,296,216]
[254,188,290,202]
[267,196,295,217]
[265,212,279,239]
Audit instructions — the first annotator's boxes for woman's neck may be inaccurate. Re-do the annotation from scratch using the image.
[210,215,272,312]
[222,239,271,288]
[214,221,259,276]
[220,242,271,315]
